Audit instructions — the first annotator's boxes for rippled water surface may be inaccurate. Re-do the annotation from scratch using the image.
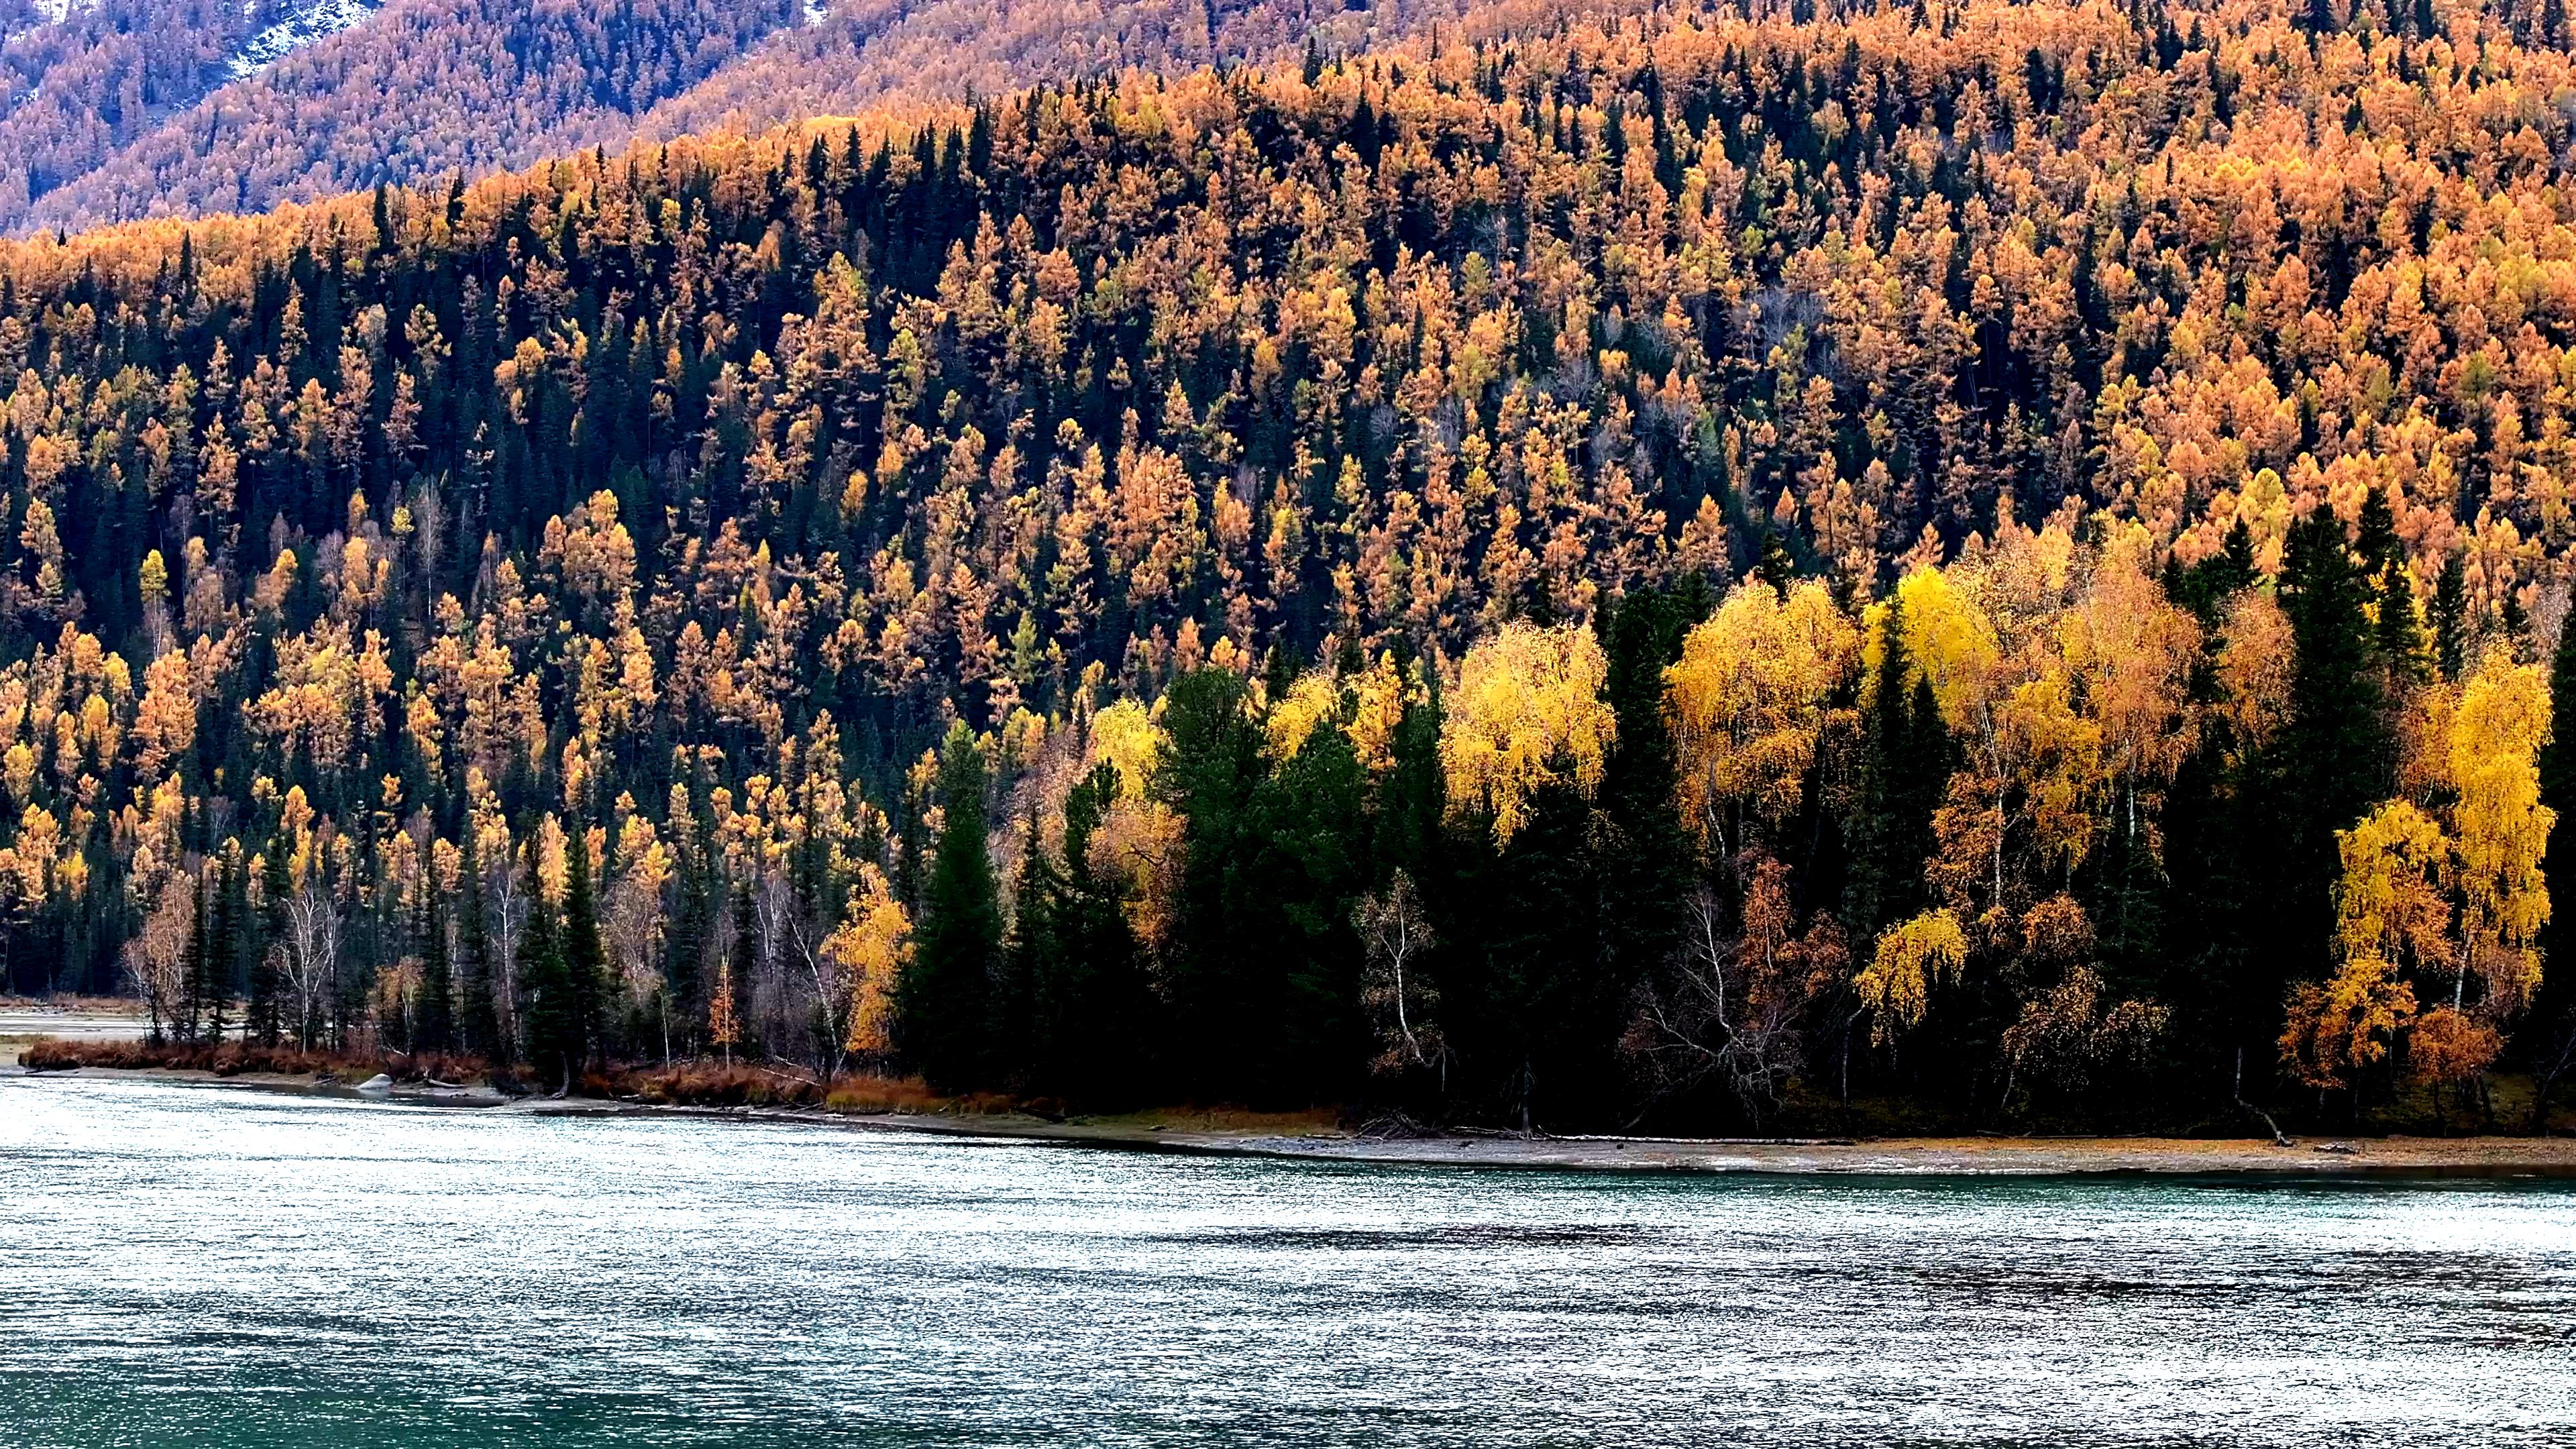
[5,1077,2575,1446]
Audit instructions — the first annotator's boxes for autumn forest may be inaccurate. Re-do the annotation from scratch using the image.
[5,0,2576,1133]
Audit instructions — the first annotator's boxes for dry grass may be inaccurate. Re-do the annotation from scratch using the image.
[608,1060,973,1115]
[19,1037,489,1083]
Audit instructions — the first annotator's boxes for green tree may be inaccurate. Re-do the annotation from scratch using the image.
[519,851,577,1094]
[901,722,1000,1090]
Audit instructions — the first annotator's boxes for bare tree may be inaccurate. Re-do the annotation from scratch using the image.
[1356,870,1446,1085]
[123,886,193,1044]
[278,882,341,1051]
[1628,861,1845,1126]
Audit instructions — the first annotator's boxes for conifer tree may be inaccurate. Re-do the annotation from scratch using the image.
[901,722,1000,1091]
[2434,553,2470,682]
[564,828,608,1071]
[178,877,209,1044]
[519,852,576,1094]
[2273,508,2394,1002]
[415,893,453,1057]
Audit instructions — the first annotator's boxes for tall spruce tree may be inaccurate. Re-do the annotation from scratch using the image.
[458,833,503,1066]
[2270,508,2394,1022]
[1152,668,1267,1096]
[2530,616,2576,1127]
[902,722,1001,1091]
[564,828,609,1071]
[414,892,453,1057]
[519,852,576,1094]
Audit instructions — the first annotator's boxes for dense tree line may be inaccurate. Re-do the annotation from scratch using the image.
[1,0,2575,1128]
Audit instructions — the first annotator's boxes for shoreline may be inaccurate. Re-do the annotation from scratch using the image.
[17,1064,2576,1177]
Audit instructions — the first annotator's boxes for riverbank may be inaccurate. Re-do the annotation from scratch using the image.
[18,1063,2576,1176]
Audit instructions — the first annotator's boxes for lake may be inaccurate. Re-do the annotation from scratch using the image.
[3,1075,2573,1446]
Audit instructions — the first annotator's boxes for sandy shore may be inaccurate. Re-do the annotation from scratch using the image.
[17,1063,2576,1176]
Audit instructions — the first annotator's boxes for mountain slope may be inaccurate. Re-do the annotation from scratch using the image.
[9,0,1475,237]
[20,0,798,234]
[0,0,335,233]
[621,0,1473,148]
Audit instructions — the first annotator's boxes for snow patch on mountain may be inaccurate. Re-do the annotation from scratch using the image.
[228,0,378,79]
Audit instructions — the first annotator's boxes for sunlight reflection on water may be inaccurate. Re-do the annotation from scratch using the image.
[3,1075,2573,1446]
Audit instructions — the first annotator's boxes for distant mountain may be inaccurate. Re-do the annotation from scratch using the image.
[17,0,798,235]
[0,0,353,232]
[7,0,1479,237]
[621,0,1470,150]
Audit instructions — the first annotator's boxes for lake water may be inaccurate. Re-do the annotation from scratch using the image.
[3,1077,2574,1447]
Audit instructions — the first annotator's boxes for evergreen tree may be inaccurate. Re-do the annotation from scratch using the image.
[458,833,503,1066]
[519,851,577,1093]
[2270,508,2394,1016]
[414,893,453,1057]
[2530,617,2576,1121]
[1150,668,1268,1095]
[2433,551,2469,681]
[901,722,1001,1091]
[564,827,609,1070]
[200,872,229,1049]
[997,808,1051,1091]
[178,876,209,1044]
[247,847,287,1048]
[1038,763,1156,1105]
[1845,594,1951,940]
[209,852,244,1045]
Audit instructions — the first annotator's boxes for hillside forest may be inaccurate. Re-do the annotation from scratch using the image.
[4,0,2576,1130]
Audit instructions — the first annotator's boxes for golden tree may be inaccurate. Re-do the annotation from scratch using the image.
[1664,578,1859,853]
[1440,622,1615,845]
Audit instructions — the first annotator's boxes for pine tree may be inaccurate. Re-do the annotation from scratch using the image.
[1040,762,1155,1105]
[564,828,609,1071]
[2273,508,2394,1000]
[459,832,502,1065]
[208,853,243,1046]
[2530,616,2576,1125]
[2434,552,2469,681]
[901,723,1000,1091]
[415,892,453,1057]
[248,847,286,1048]
[519,852,576,1094]
[1152,668,1265,1095]
[178,877,209,1045]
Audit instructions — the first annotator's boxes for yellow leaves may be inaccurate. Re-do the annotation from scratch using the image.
[1666,578,1858,841]
[832,865,911,1056]
[1265,671,1341,762]
[2292,646,2557,1091]
[2215,590,2295,754]
[541,490,640,606]
[131,647,197,782]
[2285,799,2450,1091]
[1265,653,1412,773]
[2280,964,2418,1094]
[1,742,32,806]
[246,621,394,771]
[2446,645,2553,1008]
[1441,622,1615,845]
[1086,698,1165,798]
[1106,439,1201,605]
[2334,800,2454,974]
[1857,909,1968,1044]
[1889,564,1998,731]
[2060,539,2200,788]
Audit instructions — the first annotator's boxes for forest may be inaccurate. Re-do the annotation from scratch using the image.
[3,0,2575,1131]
